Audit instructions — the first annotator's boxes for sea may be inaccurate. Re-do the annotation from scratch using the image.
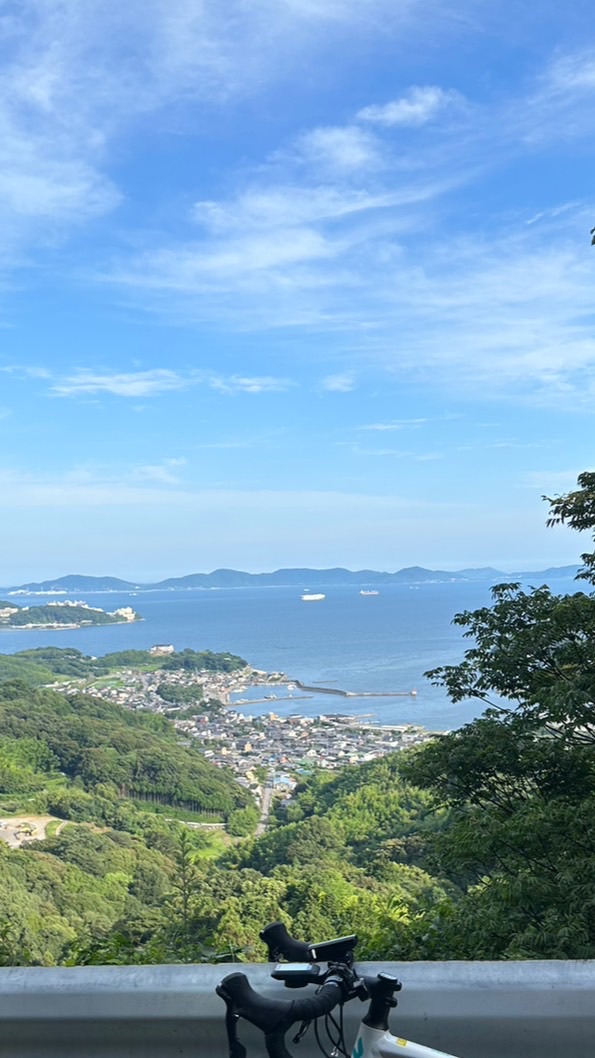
[0,577,579,732]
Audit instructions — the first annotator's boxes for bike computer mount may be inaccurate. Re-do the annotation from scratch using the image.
[271,963,321,988]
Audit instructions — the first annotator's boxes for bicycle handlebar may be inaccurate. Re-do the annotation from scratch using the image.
[218,922,402,1058]
[260,920,357,963]
[260,921,312,961]
[217,972,345,1058]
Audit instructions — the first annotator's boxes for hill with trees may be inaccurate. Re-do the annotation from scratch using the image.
[0,600,140,629]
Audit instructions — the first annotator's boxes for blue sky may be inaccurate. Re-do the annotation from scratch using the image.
[1,0,594,582]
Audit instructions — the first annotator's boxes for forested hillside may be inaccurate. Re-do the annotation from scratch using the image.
[0,662,255,965]
[0,646,247,684]
[0,681,249,816]
[0,655,450,965]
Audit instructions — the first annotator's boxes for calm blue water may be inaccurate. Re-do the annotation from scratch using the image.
[0,578,579,731]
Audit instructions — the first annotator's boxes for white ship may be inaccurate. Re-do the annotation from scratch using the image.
[300,593,326,601]
[360,589,379,596]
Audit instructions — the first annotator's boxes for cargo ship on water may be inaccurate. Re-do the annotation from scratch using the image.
[300,593,326,601]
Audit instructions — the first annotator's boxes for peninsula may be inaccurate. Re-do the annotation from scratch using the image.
[0,600,141,630]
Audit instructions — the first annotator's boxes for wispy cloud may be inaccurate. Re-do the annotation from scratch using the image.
[194,440,253,449]
[520,50,595,145]
[357,86,462,127]
[291,125,383,175]
[47,368,296,399]
[0,0,466,276]
[350,447,411,457]
[345,444,443,461]
[92,48,594,404]
[0,364,52,379]
[105,121,460,326]
[321,373,356,392]
[209,375,295,395]
[5,10,595,410]
[134,458,187,485]
[361,419,428,431]
[51,369,191,398]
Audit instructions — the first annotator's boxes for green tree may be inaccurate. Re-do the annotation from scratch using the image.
[403,472,595,958]
[161,829,203,963]
[227,804,259,837]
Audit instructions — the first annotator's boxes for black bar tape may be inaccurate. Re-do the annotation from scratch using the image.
[217,973,343,1036]
[260,922,312,961]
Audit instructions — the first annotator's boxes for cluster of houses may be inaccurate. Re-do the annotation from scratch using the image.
[51,657,437,799]
[175,708,433,785]
[55,663,282,712]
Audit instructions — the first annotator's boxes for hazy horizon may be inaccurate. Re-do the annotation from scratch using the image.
[2,559,580,589]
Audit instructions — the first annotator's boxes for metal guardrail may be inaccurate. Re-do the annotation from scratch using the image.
[0,961,594,1057]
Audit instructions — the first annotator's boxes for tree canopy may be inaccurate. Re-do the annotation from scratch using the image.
[403,471,595,957]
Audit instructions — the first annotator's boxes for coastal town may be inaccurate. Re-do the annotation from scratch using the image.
[50,649,440,806]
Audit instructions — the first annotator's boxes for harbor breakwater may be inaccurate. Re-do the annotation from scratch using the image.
[294,680,417,698]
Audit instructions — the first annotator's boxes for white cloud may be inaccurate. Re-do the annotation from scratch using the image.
[321,373,356,392]
[107,184,595,407]
[292,125,383,174]
[47,368,295,400]
[107,141,457,323]
[194,440,252,449]
[0,0,465,283]
[134,458,187,485]
[347,444,442,460]
[6,12,593,408]
[351,447,411,457]
[511,50,595,146]
[361,419,428,430]
[192,185,398,232]
[0,364,51,379]
[209,375,295,395]
[357,86,460,127]
[52,369,191,398]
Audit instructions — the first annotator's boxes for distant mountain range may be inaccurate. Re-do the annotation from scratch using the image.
[2,565,580,593]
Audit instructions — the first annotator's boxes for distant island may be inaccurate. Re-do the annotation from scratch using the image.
[0,599,141,630]
[0,564,580,594]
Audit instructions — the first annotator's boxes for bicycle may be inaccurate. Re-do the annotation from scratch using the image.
[216,921,462,1058]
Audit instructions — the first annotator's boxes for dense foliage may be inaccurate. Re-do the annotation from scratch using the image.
[0,681,249,817]
[401,472,595,957]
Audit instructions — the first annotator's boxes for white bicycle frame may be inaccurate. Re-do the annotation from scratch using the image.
[351,1020,460,1058]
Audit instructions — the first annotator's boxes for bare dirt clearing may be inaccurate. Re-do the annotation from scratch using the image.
[0,815,64,849]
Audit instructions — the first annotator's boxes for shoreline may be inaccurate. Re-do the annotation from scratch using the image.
[0,617,144,632]
[224,673,445,736]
